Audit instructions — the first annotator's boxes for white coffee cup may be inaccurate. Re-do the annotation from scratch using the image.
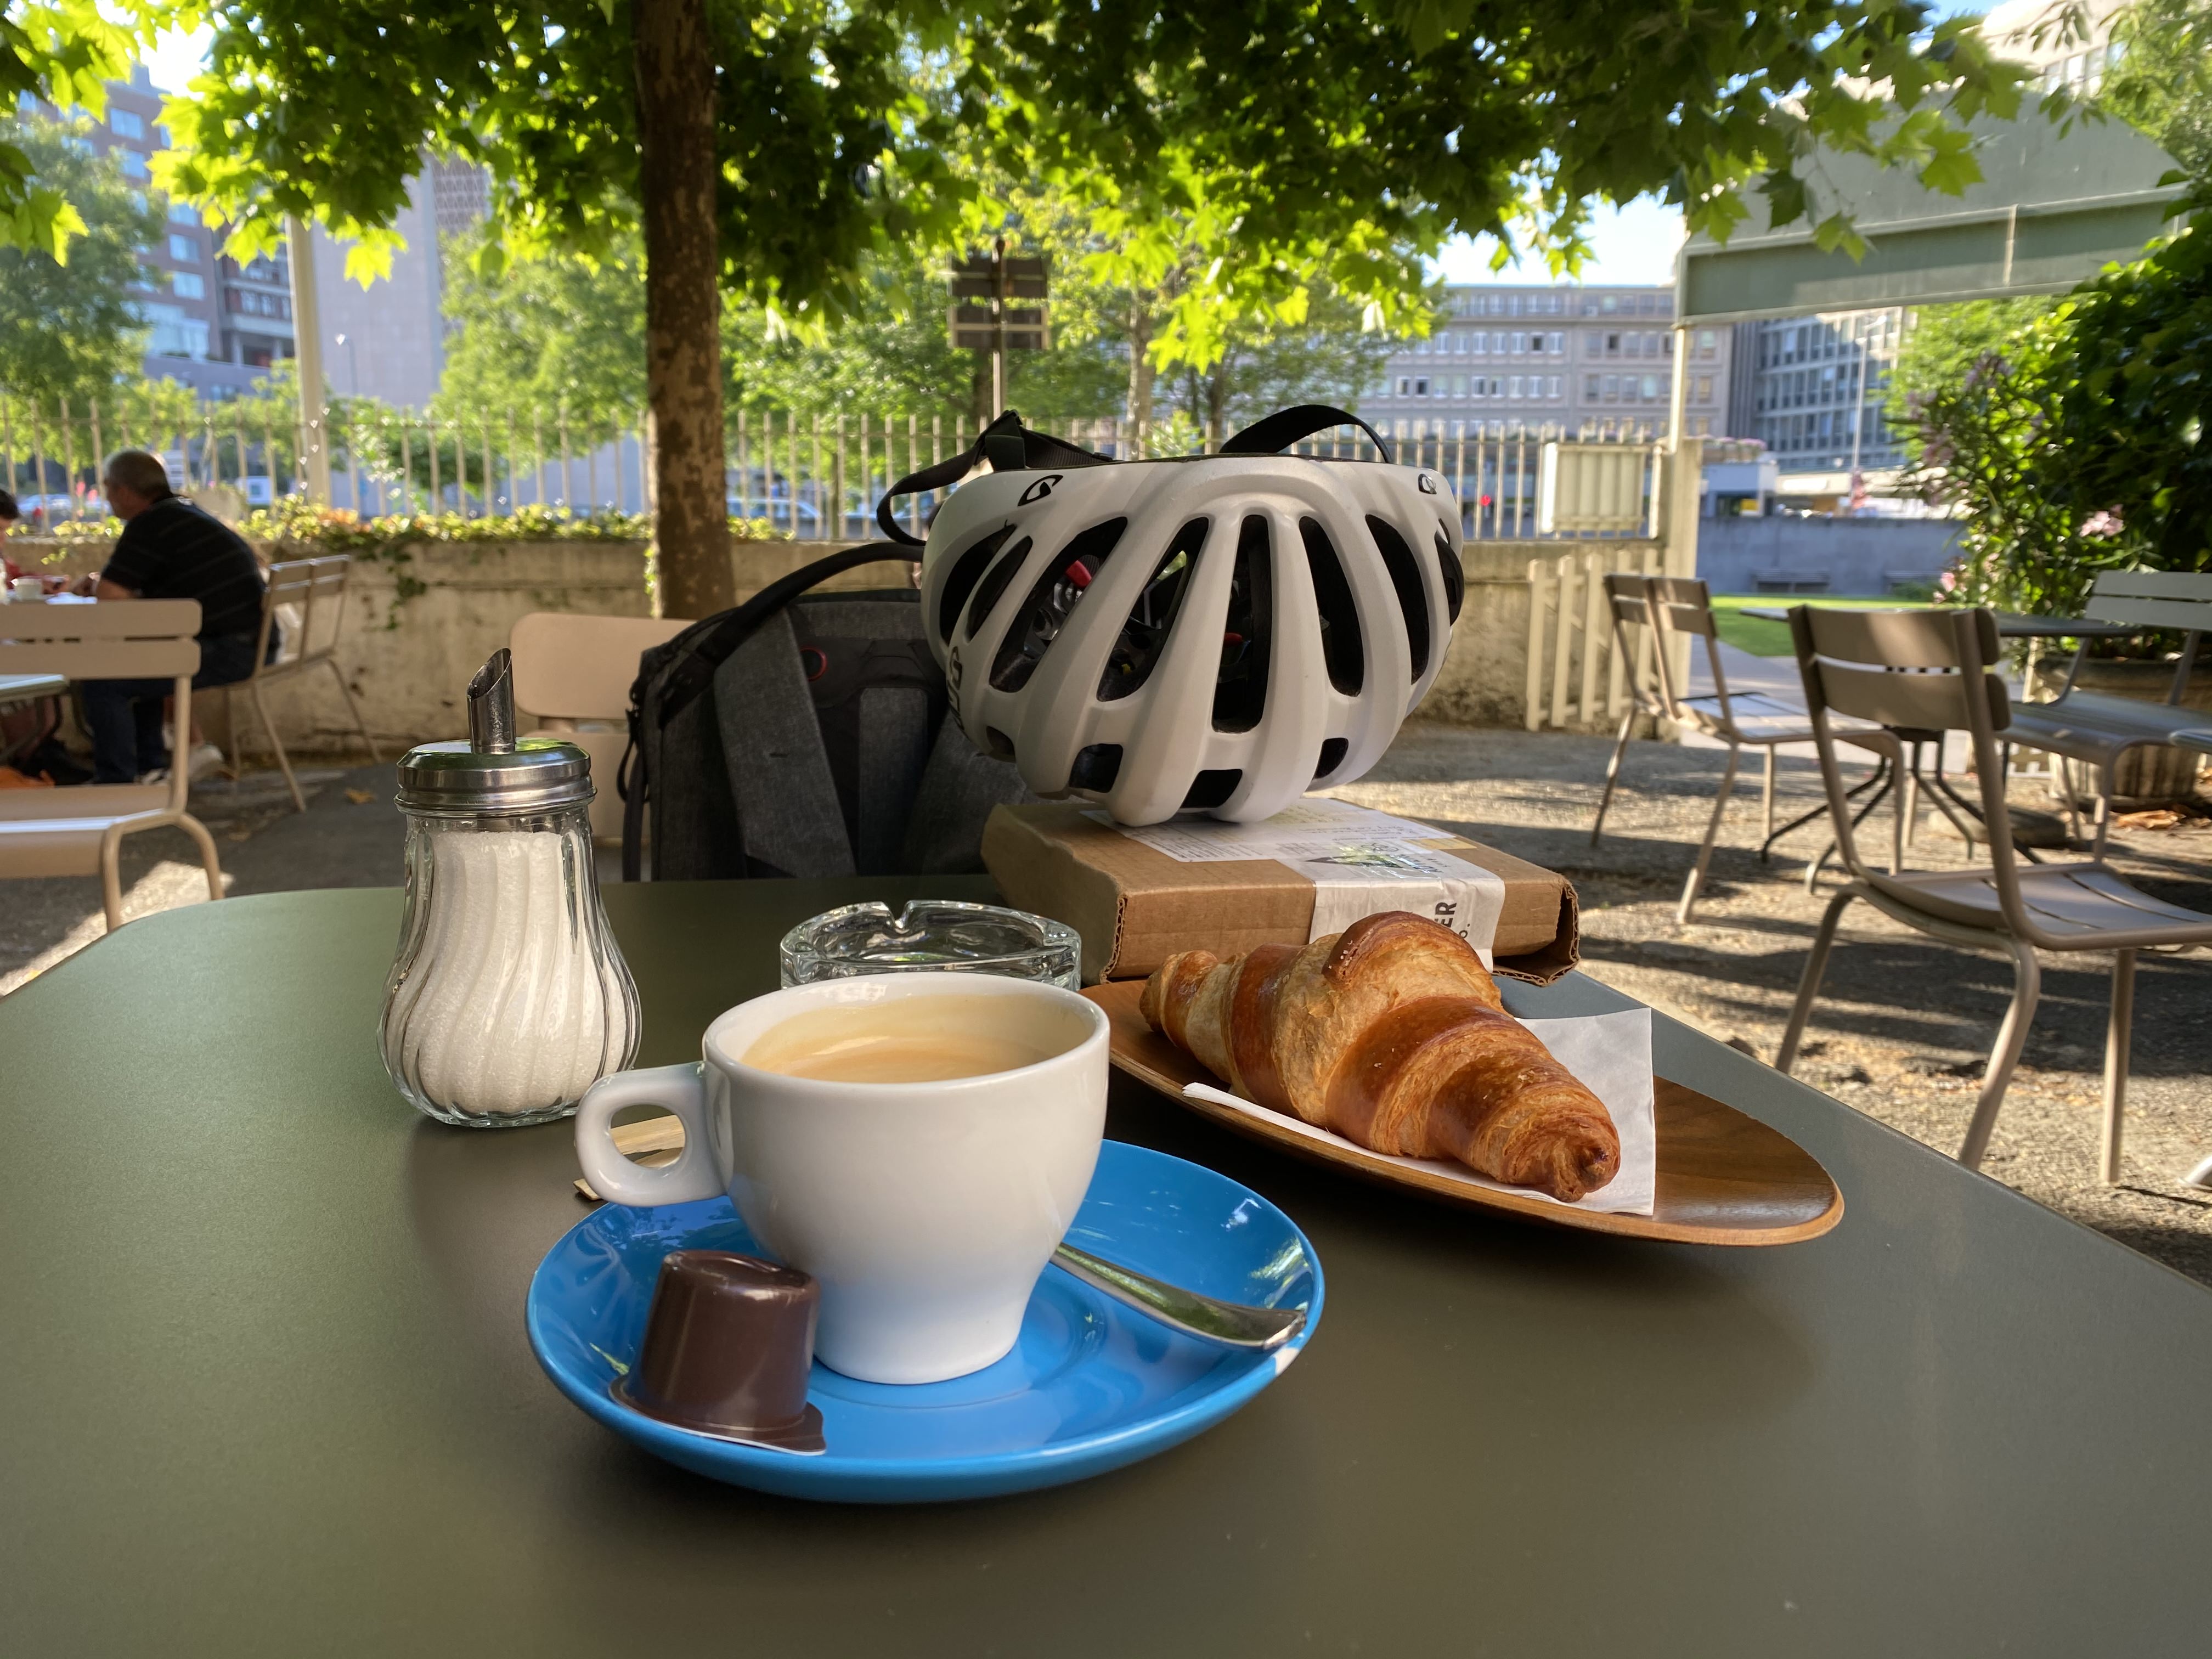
[574,974,1109,1385]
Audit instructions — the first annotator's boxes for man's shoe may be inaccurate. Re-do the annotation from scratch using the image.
[185,742,225,782]
[136,767,171,785]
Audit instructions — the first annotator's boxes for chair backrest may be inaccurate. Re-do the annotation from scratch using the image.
[1788,603,2036,930]
[1599,572,1658,710]
[1645,574,1735,725]
[510,612,691,722]
[256,555,353,674]
[2082,571,2212,705]
[0,599,201,812]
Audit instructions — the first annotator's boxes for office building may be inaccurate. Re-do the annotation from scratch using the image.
[1726,308,1908,485]
[1361,284,1735,439]
[17,64,481,408]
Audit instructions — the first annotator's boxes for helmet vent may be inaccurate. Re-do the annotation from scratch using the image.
[1299,517,1365,696]
[1069,743,1122,793]
[1212,516,1274,733]
[1314,737,1350,782]
[962,536,1034,640]
[1432,529,1465,623]
[1181,769,1242,811]
[1099,518,1207,702]
[1366,515,1430,681]
[989,518,1128,692]
[936,525,1014,642]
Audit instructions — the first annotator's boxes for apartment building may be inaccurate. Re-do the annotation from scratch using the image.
[18,64,481,407]
[1984,0,2131,93]
[1361,285,1734,438]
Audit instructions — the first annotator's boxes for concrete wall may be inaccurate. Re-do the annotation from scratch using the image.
[1422,539,1657,732]
[13,537,913,757]
[1696,515,1960,596]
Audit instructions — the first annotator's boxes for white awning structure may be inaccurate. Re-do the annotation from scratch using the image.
[1678,111,2186,323]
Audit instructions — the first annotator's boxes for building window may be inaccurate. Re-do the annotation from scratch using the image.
[1601,295,1618,313]
[1584,375,1600,399]
[1545,376,1562,399]
[1695,376,1712,403]
[118,149,148,179]
[170,270,205,298]
[1602,375,1620,400]
[1508,376,1523,398]
[1548,332,1564,354]
[1639,375,1661,400]
[1414,378,1429,396]
[167,201,199,225]
[168,233,196,261]
[1397,377,1410,396]
[111,109,144,138]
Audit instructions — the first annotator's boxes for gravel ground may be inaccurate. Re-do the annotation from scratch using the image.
[1331,721,2212,1286]
[10,724,2211,1284]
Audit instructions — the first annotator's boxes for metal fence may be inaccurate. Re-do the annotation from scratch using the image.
[1,393,1666,541]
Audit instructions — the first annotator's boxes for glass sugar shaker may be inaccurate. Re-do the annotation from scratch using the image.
[380,648,640,1127]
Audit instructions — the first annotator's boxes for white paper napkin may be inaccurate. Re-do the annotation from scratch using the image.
[1181,1007,1656,1216]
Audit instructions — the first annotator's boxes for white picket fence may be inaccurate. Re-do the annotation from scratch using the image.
[1522,543,1671,731]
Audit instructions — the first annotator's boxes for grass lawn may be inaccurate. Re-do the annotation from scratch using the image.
[1708,594,1915,657]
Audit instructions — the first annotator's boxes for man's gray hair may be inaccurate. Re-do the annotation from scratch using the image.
[103,450,172,500]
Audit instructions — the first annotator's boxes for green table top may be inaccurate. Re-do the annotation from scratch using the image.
[4,881,2208,1657]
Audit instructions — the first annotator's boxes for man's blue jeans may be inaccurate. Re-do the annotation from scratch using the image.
[81,631,260,783]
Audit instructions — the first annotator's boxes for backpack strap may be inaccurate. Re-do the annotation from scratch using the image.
[1220,403,1393,465]
[618,543,922,880]
[874,409,1113,545]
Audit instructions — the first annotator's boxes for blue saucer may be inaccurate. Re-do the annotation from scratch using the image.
[527,1140,1323,1503]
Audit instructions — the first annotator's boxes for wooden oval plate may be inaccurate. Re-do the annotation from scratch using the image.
[1084,979,1843,1247]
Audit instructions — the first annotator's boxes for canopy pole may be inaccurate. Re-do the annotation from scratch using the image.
[1663,323,1699,582]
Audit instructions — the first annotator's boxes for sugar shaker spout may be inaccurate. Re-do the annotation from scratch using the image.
[468,648,519,753]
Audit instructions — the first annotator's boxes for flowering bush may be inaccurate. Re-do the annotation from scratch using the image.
[24,498,784,550]
[1902,198,2212,627]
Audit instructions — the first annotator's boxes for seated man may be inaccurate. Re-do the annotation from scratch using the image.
[76,450,267,784]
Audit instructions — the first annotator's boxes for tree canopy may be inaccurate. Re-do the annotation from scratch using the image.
[136,2,2029,361]
[0,115,159,408]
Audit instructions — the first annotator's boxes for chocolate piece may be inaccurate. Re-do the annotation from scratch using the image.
[612,1250,826,1454]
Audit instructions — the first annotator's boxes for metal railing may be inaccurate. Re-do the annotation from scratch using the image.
[1,392,1663,543]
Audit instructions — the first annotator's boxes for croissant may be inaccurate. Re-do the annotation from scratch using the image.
[1140,911,1620,1201]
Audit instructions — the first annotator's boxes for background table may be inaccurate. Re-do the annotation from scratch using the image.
[4,882,2209,1657]
[1739,604,2141,641]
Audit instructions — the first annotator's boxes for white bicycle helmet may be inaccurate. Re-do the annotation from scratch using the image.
[880,405,1463,826]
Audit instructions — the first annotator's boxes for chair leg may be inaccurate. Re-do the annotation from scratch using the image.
[1777,889,1854,1074]
[2090,763,2114,860]
[1901,747,1920,850]
[97,827,126,933]
[1761,744,1777,843]
[250,681,307,813]
[2101,949,2136,1186]
[176,811,227,904]
[325,657,381,765]
[1677,743,1741,925]
[1958,936,2042,1172]
[1590,704,1636,847]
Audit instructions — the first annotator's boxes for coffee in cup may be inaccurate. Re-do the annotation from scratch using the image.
[575,974,1109,1385]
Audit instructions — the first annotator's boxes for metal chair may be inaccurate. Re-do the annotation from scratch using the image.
[1593,574,1894,923]
[219,554,380,811]
[1776,606,2212,1184]
[0,599,224,930]
[2004,571,2212,854]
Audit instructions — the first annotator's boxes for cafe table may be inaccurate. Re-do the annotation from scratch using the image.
[5,879,2209,1657]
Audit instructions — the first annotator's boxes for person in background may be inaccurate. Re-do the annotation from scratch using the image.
[75,450,266,785]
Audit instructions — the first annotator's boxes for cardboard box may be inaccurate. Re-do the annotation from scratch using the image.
[983,803,1579,986]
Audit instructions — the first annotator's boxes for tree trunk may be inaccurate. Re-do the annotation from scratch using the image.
[1206,362,1230,449]
[1125,305,1155,458]
[635,0,730,620]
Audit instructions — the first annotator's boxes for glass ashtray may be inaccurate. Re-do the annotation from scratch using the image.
[780,901,1082,991]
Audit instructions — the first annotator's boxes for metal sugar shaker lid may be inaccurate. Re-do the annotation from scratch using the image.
[394,648,594,815]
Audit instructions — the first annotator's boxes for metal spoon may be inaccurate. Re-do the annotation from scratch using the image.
[1051,1242,1307,1352]
[585,1121,1305,1352]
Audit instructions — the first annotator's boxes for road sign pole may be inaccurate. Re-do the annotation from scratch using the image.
[991,236,1007,421]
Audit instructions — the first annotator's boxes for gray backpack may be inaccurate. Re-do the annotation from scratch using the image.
[620,545,1035,882]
